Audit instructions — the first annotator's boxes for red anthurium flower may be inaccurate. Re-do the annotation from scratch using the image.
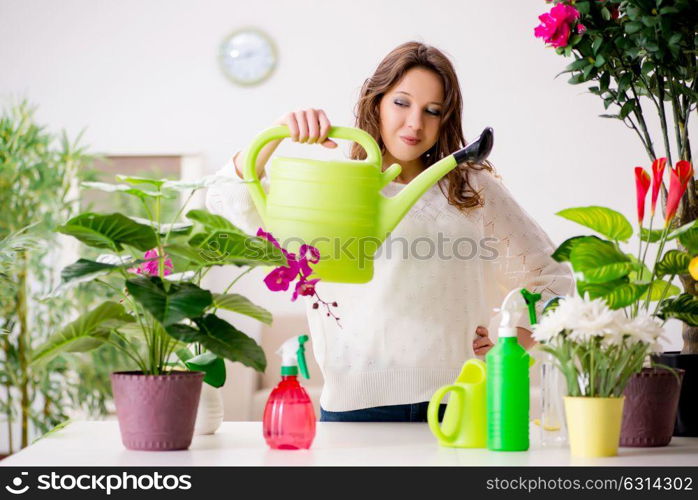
[650,157,667,215]
[665,160,694,226]
[634,167,651,224]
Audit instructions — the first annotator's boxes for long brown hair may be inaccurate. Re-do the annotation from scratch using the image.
[351,41,492,211]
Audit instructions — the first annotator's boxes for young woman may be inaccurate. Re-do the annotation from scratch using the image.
[207,41,573,422]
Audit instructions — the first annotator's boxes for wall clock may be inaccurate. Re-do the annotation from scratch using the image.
[219,28,277,86]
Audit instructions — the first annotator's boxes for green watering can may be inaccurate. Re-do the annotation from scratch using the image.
[427,358,487,448]
[243,125,494,283]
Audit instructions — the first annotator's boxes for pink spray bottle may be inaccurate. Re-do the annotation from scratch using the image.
[263,334,316,450]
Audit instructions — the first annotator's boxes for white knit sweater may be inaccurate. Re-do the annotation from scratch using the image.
[206,158,574,411]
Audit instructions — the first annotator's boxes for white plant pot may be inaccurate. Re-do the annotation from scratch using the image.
[194,383,224,435]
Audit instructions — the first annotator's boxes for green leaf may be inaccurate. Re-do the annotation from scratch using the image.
[678,228,698,254]
[31,302,134,365]
[212,293,273,325]
[657,293,698,326]
[569,238,633,283]
[594,54,606,68]
[601,6,611,20]
[115,175,166,188]
[620,100,635,119]
[185,352,227,388]
[188,230,287,267]
[126,276,212,326]
[655,250,691,277]
[592,37,603,54]
[639,280,680,301]
[81,181,172,200]
[604,282,650,309]
[556,206,633,241]
[193,315,266,372]
[624,21,644,34]
[164,243,209,266]
[600,72,610,92]
[186,209,246,234]
[566,59,589,72]
[627,254,652,281]
[129,217,193,236]
[640,227,664,243]
[58,213,158,252]
[165,323,202,342]
[54,258,134,294]
[577,277,628,298]
[552,235,604,263]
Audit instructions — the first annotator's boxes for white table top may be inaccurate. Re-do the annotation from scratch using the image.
[2,421,697,467]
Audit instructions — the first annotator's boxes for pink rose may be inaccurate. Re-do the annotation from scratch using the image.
[534,3,581,48]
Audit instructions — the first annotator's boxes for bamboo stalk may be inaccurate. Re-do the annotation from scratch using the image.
[16,251,29,449]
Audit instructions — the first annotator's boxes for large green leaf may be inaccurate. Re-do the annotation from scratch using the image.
[164,243,209,266]
[188,230,286,267]
[31,302,134,365]
[640,227,664,243]
[115,175,166,188]
[639,280,681,301]
[212,293,273,325]
[126,276,212,326]
[58,213,158,252]
[129,217,193,236]
[655,250,691,277]
[657,293,698,327]
[60,258,136,284]
[627,254,652,281]
[186,209,246,234]
[576,278,647,310]
[556,206,633,241]
[678,227,698,254]
[193,315,266,372]
[552,235,592,262]
[81,181,172,200]
[185,351,226,388]
[603,283,650,309]
[569,238,634,283]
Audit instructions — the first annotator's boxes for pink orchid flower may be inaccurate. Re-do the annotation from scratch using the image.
[257,227,341,325]
[650,157,667,215]
[665,160,694,226]
[634,167,651,225]
[534,3,581,48]
[130,248,173,276]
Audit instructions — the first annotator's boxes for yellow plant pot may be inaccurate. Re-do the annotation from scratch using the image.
[564,396,624,458]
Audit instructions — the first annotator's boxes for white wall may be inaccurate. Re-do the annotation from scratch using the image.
[1,0,692,432]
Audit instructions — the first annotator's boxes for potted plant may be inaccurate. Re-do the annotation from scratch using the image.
[30,174,289,450]
[547,159,691,446]
[533,295,666,457]
[534,0,698,436]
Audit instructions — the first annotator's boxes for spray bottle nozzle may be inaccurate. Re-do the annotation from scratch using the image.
[520,289,542,326]
[278,335,311,379]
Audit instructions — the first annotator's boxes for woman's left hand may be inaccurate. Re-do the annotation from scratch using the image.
[474,326,494,356]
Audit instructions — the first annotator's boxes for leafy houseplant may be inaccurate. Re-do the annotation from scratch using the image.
[30,174,290,450]
[533,294,666,456]
[549,159,692,441]
[0,101,113,454]
[534,0,698,352]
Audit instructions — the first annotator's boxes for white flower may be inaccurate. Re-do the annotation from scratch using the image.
[620,314,667,352]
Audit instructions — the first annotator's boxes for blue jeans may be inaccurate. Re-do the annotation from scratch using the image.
[320,402,447,422]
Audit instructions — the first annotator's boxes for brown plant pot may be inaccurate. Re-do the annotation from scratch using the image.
[620,367,685,447]
[111,371,204,451]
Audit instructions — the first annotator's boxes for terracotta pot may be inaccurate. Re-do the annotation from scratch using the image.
[620,367,684,447]
[111,371,204,451]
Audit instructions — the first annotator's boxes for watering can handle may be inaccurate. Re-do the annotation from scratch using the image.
[242,125,383,224]
[427,384,466,445]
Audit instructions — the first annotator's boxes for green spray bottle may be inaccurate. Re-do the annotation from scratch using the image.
[486,287,541,451]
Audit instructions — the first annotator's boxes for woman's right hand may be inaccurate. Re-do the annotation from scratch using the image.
[275,109,338,149]
[234,108,337,179]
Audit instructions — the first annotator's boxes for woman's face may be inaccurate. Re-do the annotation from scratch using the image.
[378,66,444,164]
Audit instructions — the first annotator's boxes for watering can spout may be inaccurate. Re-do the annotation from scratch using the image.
[377,127,494,240]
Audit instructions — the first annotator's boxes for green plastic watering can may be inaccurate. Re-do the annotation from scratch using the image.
[427,358,487,448]
[243,125,494,283]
